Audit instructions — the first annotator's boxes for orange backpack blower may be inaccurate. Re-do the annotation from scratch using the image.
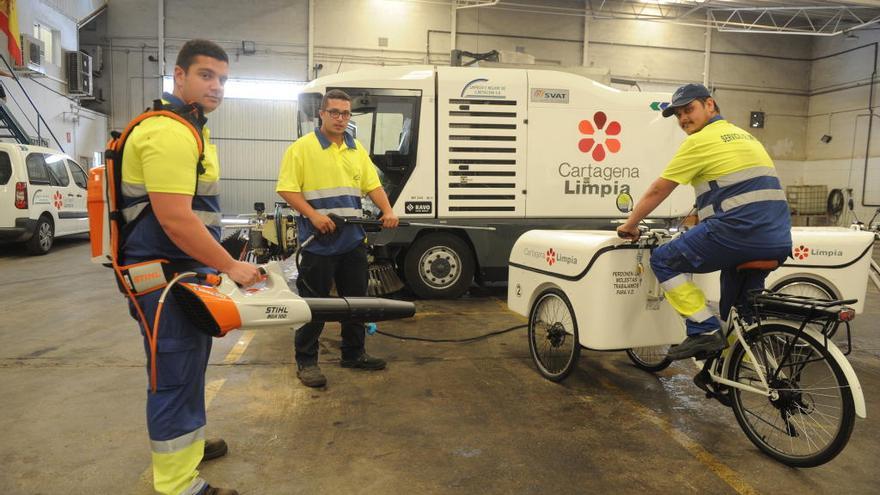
[87,100,207,392]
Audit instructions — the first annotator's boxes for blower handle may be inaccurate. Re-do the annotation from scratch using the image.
[328,213,410,232]
[212,265,269,288]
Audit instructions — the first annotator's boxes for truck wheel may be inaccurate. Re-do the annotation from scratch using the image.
[26,216,54,255]
[403,233,475,299]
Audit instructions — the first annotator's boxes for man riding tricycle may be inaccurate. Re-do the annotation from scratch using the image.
[507,84,874,467]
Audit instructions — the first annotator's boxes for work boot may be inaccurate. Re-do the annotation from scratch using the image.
[340,352,386,370]
[667,330,727,360]
[297,364,327,387]
[202,438,228,462]
[204,486,238,495]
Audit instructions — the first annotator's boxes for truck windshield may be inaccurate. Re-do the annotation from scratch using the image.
[296,92,322,139]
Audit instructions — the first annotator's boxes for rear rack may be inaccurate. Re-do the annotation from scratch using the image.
[749,289,857,355]
[751,291,856,320]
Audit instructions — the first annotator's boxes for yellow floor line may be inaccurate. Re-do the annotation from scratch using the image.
[590,373,760,495]
[204,378,227,409]
[223,330,255,364]
[134,332,254,492]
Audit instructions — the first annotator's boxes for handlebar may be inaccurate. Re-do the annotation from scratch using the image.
[617,225,649,241]
[618,227,672,247]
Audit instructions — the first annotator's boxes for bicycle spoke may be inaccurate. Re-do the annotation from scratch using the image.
[730,325,853,465]
[530,292,577,378]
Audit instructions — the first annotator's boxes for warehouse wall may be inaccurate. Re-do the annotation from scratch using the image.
[2,0,108,167]
[809,30,878,221]
[208,98,297,216]
[98,0,878,217]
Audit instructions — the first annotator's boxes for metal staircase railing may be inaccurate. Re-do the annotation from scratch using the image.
[0,54,64,149]
[0,98,31,144]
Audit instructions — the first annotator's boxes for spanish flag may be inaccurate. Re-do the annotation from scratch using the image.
[1,0,22,66]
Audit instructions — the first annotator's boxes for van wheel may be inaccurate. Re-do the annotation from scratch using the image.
[403,233,475,299]
[26,216,54,255]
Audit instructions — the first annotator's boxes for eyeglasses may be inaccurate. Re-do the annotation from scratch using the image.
[323,109,352,120]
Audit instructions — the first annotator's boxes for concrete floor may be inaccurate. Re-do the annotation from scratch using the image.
[1,236,879,494]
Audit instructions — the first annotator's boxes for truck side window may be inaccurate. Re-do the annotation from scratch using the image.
[373,112,405,155]
[349,112,374,154]
[25,153,52,185]
[0,151,11,185]
[46,155,70,187]
[67,160,88,189]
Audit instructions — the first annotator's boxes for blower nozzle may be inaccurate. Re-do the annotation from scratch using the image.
[304,297,415,322]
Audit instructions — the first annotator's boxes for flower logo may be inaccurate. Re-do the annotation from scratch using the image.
[793,245,809,260]
[53,191,63,209]
[578,111,621,162]
[545,248,556,266]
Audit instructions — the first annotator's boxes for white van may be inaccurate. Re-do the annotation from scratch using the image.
[0,143,89,254]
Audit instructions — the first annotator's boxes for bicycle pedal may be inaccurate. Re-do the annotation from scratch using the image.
[693,370,711,393]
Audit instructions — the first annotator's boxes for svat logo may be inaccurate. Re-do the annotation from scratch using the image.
[793,245,809,260]
[52,191,63,209]
[545,248,556,266]
[578,111,621,162]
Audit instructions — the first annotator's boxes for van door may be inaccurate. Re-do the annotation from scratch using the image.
[65,159,89,233]
[45,153,80,235]
[0,150,15,230]
[25,152,68,235]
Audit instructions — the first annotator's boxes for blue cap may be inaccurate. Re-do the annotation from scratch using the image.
[662,83,711,117]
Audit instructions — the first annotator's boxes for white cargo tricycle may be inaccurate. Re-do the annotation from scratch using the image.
[507,198,874,467]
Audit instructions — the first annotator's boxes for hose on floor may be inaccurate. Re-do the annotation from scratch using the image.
[374,324,527,343]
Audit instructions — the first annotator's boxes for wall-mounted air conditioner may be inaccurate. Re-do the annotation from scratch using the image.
[18,34,44,72]
[65,50,93,96]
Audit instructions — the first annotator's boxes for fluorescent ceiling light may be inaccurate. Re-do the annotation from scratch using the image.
[162,77,306,101]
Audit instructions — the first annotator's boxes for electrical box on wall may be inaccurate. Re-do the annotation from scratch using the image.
[65,50,93,96]
[18,34,44,72]
[749,111,765,128]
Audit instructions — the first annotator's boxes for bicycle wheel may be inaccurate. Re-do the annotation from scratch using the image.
[728,323,855,467]
[626,346,672,372]
[772,279,840,337]
[528,288,580,382]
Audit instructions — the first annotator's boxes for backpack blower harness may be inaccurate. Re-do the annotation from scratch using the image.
[88,100,218,393]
